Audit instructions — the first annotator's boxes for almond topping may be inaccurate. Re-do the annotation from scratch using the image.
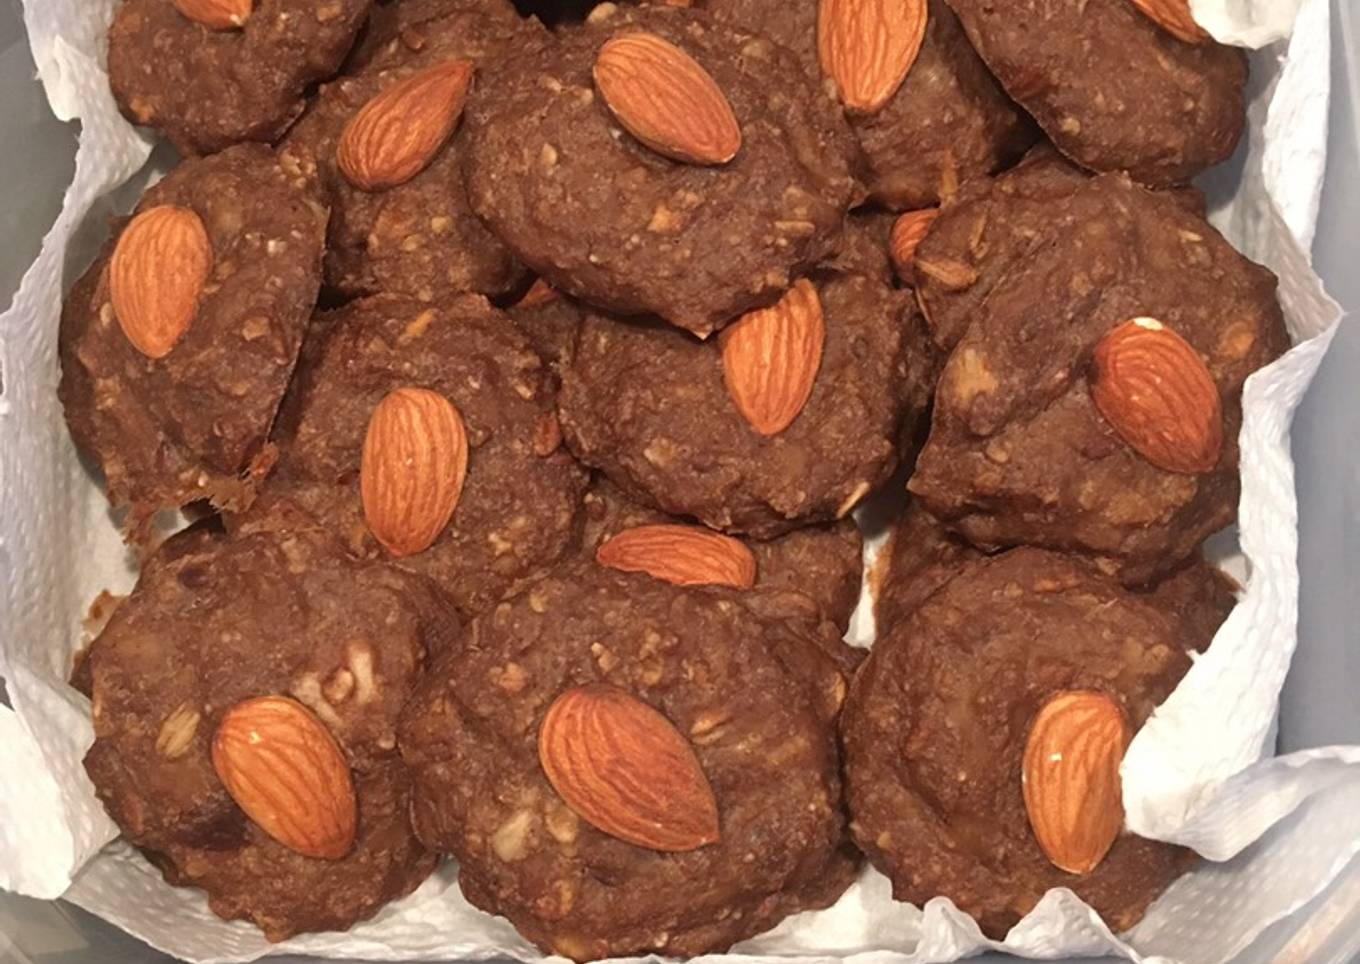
[890,208,939,283]
[109,205,212,359]
[1127,0,1211,44]
[171,0,254,29]
[720,279,825,436]
[1090,317,1223,475]
[538,684,720,852]
[514,278,560,309]
[360,387,469,557]
[593,32,742,165]
[817,0,929,114]
[596,524,757,589]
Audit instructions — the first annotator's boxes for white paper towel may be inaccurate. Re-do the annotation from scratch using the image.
[0,0,1352,962]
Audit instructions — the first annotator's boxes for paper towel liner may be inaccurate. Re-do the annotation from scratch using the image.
[0,0,1355,962]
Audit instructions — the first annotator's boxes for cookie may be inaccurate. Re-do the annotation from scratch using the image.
[270,293,589,616]
[843,547,1226,937]
[707,0,1035,209]
[559,255,936,538]
[944,0,1246,186]
[108,0,373,155]
[463,3,862,337]
[59,144,327,537]
[81,500,457,940]
[581,476,864,632]
[507,281,587,371]
[279,1,543,301]
[908,173,1288,584]
[398,559,860,960]
[347,0,524,70]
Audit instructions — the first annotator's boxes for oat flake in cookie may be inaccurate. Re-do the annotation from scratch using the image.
[463,3,862,337]
[59,144,326,538]
[81,500,458,940]
[944,0,1246,186]
[909,173,1288,584]
[107,0,374,156]
[270,293,588,617]
[280,1,543,301]
[398,560,859,961]
[843,547,1230,937]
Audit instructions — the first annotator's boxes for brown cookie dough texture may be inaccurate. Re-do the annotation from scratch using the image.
[280,2,543,300]
[270,293,588,617]
[108,0,374,155]
[559,258,936,538]
[59,144,326,535]
[707,0,1035,209]
[944,0,1247,186]
[909,173,1288,584]
[398,560,859,961]
[507,282,587,371]
[582,476,864,632]
[463,3,862,337]
[843,547,1228,937]
[82,500,458,940]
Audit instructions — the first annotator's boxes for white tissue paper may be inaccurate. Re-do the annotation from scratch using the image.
[0,0,1353,961]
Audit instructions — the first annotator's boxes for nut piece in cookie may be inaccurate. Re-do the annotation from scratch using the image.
[909,173,1288,584]
[59,144,327,539]
[108,0,374,155]
[399,559,860,961]
[843,547,1231,936]
[269,293,589,617]
[81,500,458,940]
[463,3,862,336]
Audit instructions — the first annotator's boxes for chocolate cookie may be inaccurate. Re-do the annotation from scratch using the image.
[108,0,373,156]
[707,0,1035,209]
[844,547,1225,937]
[280,1,542,301]
[59,144,327,537]
[463,3,862,337]
[944,0,1246,186]
[507,281,586,371]
[559,260,935,538]
[908,173,1288,583]
[347,0,524,70]
[398,559,859,960]
[581,476,864,632]
[270,293,589,616]
[82,500,457,940]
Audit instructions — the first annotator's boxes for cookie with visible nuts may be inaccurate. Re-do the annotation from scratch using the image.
[269,293,589,617]
[843,547,1230,937]
[107,0,374,155]
[398,558,860,961]
[59,144,327,539]
[81,500,458,940]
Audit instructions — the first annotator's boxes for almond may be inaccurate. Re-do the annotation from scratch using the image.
[720,279,825,436]
[1022,690,1131,875]
[1127,0,1211,44]
[596,524,757,589]
[1090,317,1223,475]
[514,277,560,309]
[211,696,356,860]
[818,0,929,114]
[109,205,212,359]
[593,32,742,166]
[890,208,938,283]
[360,387,469,557]
[172,0,254,29]
[338,59,475,191]
[538,684,720,852]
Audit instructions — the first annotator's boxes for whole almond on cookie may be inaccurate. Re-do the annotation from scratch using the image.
[597,524,757,589]
[539,684,720,852]
[593,32,742,166]
[1022,690,1131,875]
[1090,317,1223,475]
[172,0,254,29]
[361,387,469,558]
[338,59,475,191]
[110,204,212,359]
[212,696,357,860]
[890,208,938,283]
[818,0,929,114]
[1127,0,1211,44]
[721,279,825,436]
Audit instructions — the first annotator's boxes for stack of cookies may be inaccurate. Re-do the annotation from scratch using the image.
[63,0,1288,957]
